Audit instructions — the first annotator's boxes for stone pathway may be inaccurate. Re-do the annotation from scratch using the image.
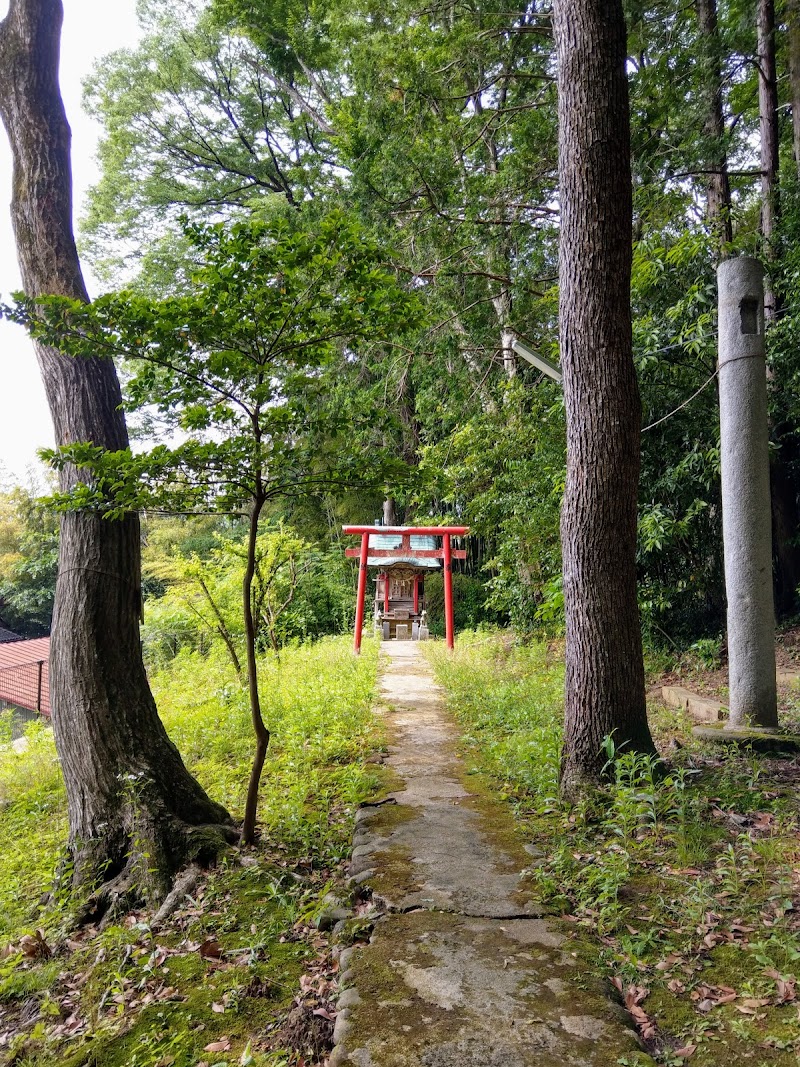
[331,642,653,1067]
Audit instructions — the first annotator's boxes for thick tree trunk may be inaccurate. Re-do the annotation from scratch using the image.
[553,0,656,796]
[695,0,732,250]
[0,0,234,914]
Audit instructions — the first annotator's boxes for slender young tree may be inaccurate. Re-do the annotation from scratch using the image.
[789,0,800,176]
[0,0,234,915]
[12,211,422,847]
[553,0,656,794]
[695,0,732,251]
[759,0,780,320]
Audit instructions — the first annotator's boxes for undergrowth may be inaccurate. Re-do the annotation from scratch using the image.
[427,631,800,1067]
[0,634,382,1066]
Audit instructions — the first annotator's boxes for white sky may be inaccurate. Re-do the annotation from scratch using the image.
[0,0,141,484]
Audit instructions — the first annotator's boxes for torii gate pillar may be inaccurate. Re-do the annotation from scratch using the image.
[443,533,455,650]
[353,533,370,654]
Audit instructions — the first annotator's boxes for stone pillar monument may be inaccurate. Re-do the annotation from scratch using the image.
[717,257,778,729]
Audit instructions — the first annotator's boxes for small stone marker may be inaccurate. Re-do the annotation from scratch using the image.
[395,623,409,641]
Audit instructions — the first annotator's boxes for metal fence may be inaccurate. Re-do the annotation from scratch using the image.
[0,702,41,740]
[0,660,50,717]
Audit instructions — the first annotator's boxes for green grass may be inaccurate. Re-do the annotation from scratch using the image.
[427,630,800,1067]
[0,634,382,1066]
[426,631,564,805]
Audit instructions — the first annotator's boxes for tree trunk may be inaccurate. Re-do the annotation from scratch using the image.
[0,0,234,915]
[382,498,397,526]
[196,575,243,679]
[241,494,270,846]
[756,0,800,614]
[695,0,732,251]
[789,0,800,176]
[759,0,780,319]
[553,0,656,796]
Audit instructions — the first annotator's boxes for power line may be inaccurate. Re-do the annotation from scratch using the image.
[640,368,719,433]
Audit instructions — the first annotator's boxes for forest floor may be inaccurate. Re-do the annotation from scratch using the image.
[656,624,800,716]
[1,630,799,1067]
[0,637,389,1067]
[429,632,800,1067]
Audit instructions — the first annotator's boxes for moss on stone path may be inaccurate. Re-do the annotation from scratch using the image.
[331,642,652,1067]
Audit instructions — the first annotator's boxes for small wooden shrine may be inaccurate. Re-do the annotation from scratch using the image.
[342,525,469,651]
[369,531,438,640]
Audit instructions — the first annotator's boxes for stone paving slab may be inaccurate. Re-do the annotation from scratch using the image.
[331,642,653,1067]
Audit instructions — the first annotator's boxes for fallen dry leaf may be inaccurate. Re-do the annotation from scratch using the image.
[656,954,683,972]
[203,1038,231,1053]
[741,997,770,1009]
[199,938,223,960]
[674,1044,697,1058]
[18,930,51,960]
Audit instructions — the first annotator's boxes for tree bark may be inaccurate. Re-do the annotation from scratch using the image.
[756,0,800,614]
[789,0,800,176]
[759,0,780,319]
[0,0,234,914]
[553,0,656,795]
[241,494,269,846]
[695,0,732,251]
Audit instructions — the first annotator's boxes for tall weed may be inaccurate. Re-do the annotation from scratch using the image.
[426,631,563,805]
[0,635,381,940]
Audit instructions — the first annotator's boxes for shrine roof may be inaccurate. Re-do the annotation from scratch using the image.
[367,533,440,569]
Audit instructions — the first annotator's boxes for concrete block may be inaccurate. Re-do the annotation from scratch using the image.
[661,685,723,723]
[395,624,409,641]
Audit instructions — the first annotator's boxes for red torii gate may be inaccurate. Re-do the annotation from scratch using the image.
[343,525,469,652]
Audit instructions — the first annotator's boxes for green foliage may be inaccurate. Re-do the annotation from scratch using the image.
[0,723,67,938]
[422,571,499,637]
[69,0,800,641]
[418,380,565,634]
[426,632,563,804]
[150,636,382,852]
[9,209,424,521]
[81,0,339,286]
[141,526,357,666]
[633,232,725,646]
[0,486,58,637]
